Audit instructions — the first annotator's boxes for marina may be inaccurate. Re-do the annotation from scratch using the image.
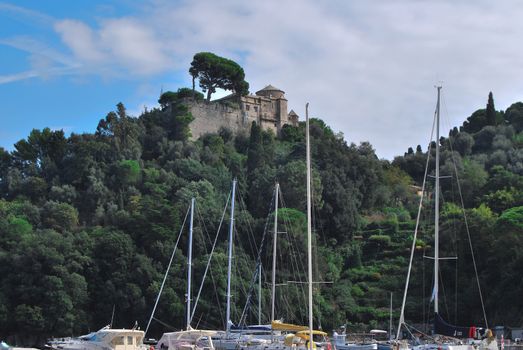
[2,3,523,349]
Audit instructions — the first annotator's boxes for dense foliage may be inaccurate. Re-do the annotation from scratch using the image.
[1,90,523,345]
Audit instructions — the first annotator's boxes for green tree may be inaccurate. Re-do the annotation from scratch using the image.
[1,228,91,338]
[115,160,141,186]
[473,126,497,152]
[462,109,487,133]
[459,159,488,206]
[189,52,249,101]
[452,131,474,156]
[96,103,143,159]
[246,122,265,186]
[158,88,204,108]
[0,148,11,196]
[505,102,523,132]
[12,128,66,179]
[41,201,79,232]
[486,91,497,126]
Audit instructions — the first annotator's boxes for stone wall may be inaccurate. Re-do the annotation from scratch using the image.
[185,100,253,139]
[182,90,297,139]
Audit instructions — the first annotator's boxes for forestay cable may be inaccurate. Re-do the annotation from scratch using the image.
[145,204,190,336]
[396,105,437,339]
[190,189,232,324]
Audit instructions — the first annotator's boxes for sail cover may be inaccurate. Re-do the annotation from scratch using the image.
[434,313,481,339]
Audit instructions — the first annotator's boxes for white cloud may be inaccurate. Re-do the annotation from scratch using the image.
[0,70,40,84]
[54,20,105,63]
[0,2,53,25]
[99,18,171,74]
[6,0,523,158]
[0,36,69,63]
[132,0,523,158]
[0,36,80,82]
[53,17,171,76]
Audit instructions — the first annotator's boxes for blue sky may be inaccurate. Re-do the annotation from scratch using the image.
[0,1,188,151]
[2,0,523,159]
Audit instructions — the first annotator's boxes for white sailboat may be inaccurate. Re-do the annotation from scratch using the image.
[332,327,378,350]
[396,87,497,350]
[214,105,331,350]
[156,198,218,350]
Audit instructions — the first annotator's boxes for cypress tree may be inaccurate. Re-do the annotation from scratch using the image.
[247,121,263,181]
[486,91,497,125]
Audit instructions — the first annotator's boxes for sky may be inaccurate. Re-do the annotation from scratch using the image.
[1,0,523,159]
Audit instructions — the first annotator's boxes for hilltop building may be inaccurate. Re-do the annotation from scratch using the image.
[184,85,299,139]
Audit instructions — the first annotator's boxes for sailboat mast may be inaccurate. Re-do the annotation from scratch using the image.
[226,179,237,337]
[434,86,442,314]
[259,264,262,324]
[186,198,195,329]
[271,182,279,323]
[306,103,314,350]
[389,292,393,340]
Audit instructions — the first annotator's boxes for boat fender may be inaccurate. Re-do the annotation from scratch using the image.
[469,327,476,339]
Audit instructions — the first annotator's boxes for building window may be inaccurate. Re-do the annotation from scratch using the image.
[246,105,250,111]
[254,106,258,112]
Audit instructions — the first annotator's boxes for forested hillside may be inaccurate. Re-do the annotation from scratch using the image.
[1,90,523,345]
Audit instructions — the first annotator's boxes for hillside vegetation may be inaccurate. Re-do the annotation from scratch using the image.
[1,90,523,344]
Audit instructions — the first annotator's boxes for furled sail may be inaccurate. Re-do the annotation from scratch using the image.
[434,313,484,339]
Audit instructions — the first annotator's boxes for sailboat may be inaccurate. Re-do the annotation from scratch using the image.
[153,189,262,350]
[46,324,147,350]
[251,104,329,350]
[396,87,498,350]
[214,105,331,350]
[212,179,265,350]
[214,181,280,349]
[209,180,278,350]
[156,198,218,350]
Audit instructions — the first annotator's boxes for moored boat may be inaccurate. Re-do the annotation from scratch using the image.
[395,87,498,350]
[332,328,378,350]
[156,329,217,350]
[47,325,147,350]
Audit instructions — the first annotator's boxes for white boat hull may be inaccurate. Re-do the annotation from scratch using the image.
[336,343,378,350]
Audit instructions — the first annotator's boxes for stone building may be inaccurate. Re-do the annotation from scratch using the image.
[185,85,299,139]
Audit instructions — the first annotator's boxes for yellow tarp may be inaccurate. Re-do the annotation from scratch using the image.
[271,321,309,332]
[271,321,327,338]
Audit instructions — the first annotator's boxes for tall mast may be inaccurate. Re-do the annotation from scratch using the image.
[434,86,442,314]
[389,292,393,340]
[258,264,262,324]
[226,179,237,337]
[186,198,195,329]
[395,87,443,339]
[271,182,280,323]
[306,103,314,350]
